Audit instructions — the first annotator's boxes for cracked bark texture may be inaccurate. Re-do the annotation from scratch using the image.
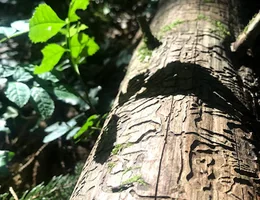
[71,0,260,199]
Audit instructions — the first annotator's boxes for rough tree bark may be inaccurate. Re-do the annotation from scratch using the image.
[71,0,260,199]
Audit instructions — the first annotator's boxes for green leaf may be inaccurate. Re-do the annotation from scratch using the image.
[86,37,99,56]
[74,114,99,139]
[5,82,30,107]
[60,24,88,37]
[43,118,77,143]
[12,67,33,82]
[70,24,88,36]
[70,33,99,59]
[0,66,17,77]
[29,4,66,43]
[53,85,80,105]
[66,126,81,140]
[68,0,89,22]
[70,34,82,58]
[43,122,71,143]
[38,72,59,83]
[3,106,18,119]
[31,87,55,119]
[34,44,66,74]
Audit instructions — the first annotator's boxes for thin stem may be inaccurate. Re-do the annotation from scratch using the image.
[65,17,96,113]
[0,30,28,43]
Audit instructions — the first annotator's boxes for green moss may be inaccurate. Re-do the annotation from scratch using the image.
[122,175,147,186]
[243,13,258,33]
[211,21,230,37]
[196,14,208,21]
[112,142,133,155]
[138,43,152,62]
[108,162,116,172]
[161,20,184,33]
[122,166,141,175]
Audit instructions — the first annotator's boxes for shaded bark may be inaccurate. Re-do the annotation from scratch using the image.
[71,0,260,199]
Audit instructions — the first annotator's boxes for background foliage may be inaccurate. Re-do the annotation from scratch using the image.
[0,0,159,198]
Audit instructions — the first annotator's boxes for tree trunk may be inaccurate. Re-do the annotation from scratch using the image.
[71,0,260,199]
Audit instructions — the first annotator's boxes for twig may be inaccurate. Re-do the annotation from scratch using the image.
[9,187,18,200]
[18,143,48,173]
[231,11,260,54]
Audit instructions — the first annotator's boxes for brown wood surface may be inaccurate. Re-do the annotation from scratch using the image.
[71,0,260,199]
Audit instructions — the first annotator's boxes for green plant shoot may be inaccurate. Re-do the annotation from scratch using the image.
[29,0,99,75]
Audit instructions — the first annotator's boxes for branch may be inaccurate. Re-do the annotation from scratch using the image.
[231,11,260,54]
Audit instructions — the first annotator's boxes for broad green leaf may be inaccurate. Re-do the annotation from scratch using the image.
[5,82,30,107]
[74,114,99,139]
[53,85,80,105]
[29,4,66,43]
[34,44,66,74]
[69,0,89,22]
[12,67,33,82]
[86,37,99,56]
[31,87,55,119]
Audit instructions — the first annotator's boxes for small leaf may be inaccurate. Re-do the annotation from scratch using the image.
[86,37,99,56]
[11,20,29,32]
[70,24,88,36]
[29,4,66,43]
[74,114,99,139]
[34,44,66,74]
[0,27,16,37]
[0,66,17,77]
[0,151,14,177]
[5,82,30,107]
[70,34,82,58]
[38,72,59,82]
[0,78,7,90]
[71,33,99,58]
[0,119,10,133]
[43,122,70,143]
[53,85,80,105]
[69,0,89,22]
[60,24,88,37]
[43,118,77,143]
[66,126,81,140]
[31,87,55,119]
[3,106,18,119]
[88,85,102,106]
[12,67,33,82]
